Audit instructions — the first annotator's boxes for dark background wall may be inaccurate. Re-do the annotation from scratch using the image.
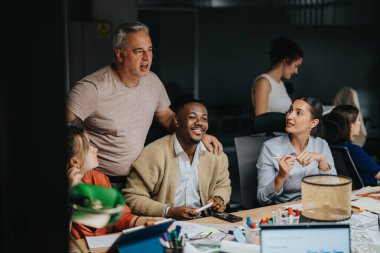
[66,1,380,145]
[135,1,380,204]
[1,1,67,253]
[137,2,380,147]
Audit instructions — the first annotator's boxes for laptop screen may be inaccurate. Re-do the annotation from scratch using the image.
[260,223,350,253]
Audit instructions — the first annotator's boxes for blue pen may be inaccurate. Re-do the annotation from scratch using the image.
[164,231,173,248]
[246,216,252,227]
[166,231,172,241]
[175,225,182,237]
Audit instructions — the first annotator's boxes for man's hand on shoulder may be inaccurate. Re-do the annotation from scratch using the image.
[202,134,223,155]
[155,107,176,133]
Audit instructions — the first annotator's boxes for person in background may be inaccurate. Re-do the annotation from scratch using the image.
[257,97,336,206]
[252,37,303,116]
[67,126,160,239]
[328,105,380,186]
[333,86,367,147]
[66,22,222,191]
[123,99,231,220]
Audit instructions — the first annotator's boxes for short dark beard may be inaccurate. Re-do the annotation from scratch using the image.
[190,139,201,145]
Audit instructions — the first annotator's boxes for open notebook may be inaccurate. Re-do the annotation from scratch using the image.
[260,223,350,253]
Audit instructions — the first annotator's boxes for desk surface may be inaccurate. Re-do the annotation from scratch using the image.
[69,201,363,253]
[192,201,299,225]
[68,201,297,252]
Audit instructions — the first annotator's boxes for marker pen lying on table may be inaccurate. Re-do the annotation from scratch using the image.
[195,202,213,213]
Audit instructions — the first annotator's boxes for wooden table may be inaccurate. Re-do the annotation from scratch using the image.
[192,201,300,225]
[68,201,298,252]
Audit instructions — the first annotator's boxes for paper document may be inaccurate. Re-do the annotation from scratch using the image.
[351,197,380,214]
[85,233,119,250]
[173,221,215,238]
[339,211,380,253]
[220,240,260,253]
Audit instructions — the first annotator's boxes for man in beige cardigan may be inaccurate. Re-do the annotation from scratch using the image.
[123,99,231,220]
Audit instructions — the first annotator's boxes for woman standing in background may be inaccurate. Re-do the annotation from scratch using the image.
[333,86,367,147]
[252,37,303,116]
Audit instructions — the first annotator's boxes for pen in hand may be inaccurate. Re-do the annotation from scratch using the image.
[195,202,213,213]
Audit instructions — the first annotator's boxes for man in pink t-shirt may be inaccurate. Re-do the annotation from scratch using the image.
[66,22,222,190]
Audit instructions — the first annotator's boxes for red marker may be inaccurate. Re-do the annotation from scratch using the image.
[295,210,301,217]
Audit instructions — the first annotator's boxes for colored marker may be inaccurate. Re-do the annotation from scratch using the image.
[195,202,213,213]
[175,225,181,237]
[246,216,252,227]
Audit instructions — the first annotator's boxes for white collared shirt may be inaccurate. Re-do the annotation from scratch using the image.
[173,133,206,208]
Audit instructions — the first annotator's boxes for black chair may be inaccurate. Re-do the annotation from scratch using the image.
[234,135,277,209]
[252,112,286,135]
[329,145,364,190]
[322,118,341,144]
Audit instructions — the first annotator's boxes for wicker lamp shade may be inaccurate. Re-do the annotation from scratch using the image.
[301,175,352,221]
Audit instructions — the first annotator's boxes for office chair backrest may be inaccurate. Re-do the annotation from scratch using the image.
[322,117,341,144]
[234,135,275,209]
[252,112,286,135]
[329,145,364,190]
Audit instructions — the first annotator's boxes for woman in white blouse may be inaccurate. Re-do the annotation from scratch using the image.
[252,37,303,116]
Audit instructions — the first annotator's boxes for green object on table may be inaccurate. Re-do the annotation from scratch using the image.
[70,183,125,228]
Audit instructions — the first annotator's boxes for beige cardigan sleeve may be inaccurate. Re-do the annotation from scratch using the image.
[210,154,231,205]
[198,152,231,207]
[123,136,176,217]
[123,162,167,217]
[209,153,231,204]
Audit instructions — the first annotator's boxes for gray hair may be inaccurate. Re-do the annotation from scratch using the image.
[113,22,149,52]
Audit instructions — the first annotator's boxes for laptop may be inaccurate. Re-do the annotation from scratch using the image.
[260,223,350,253]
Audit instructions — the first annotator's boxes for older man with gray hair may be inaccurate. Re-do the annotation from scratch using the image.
[66,22,222,191]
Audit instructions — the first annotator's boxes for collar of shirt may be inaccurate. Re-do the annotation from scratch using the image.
[173,133,206,160]
[282,134,315,156]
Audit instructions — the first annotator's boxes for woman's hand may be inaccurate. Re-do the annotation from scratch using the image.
[296,151,330,171]
[275,155,296,192]
[278,155,296,179]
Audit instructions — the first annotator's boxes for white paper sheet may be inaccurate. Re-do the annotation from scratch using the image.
[351,197,380,214]
[339,211,380,253]
[85,233,119,250]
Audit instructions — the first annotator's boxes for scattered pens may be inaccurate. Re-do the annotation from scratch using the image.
[162,226,185,250]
